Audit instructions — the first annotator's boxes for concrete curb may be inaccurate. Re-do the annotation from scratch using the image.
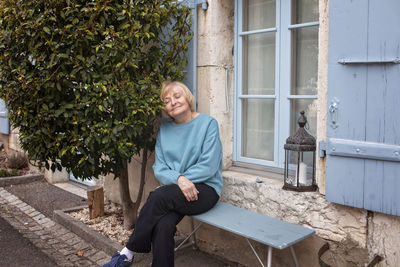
[53,205,123,256]
[0,174,44,187]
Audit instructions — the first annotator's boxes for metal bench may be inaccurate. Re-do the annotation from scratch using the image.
[175,202,315,267]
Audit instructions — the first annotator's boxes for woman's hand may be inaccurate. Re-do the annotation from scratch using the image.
[177,175,199,202]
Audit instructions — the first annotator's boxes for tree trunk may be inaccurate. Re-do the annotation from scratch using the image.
[118,167,136,230]
[119,148,149,230]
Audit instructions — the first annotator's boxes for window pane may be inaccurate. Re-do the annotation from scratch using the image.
[242,33,275,95]
[291,26,318,95]
[290,99,317,166]
[242,99,275,161]
[243,0,275,31]
[292,0,319,24]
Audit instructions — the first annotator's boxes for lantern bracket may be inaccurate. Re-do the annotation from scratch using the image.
[318,141,327,158]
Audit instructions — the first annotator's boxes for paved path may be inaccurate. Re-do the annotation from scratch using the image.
[0,180,239,267]
[0,215,56,267]
[0,187,110,266]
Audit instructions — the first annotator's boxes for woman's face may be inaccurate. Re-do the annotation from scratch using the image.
[163,87,191,119]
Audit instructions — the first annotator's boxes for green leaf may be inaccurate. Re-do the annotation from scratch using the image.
[78,156,85,165]
[43,27,51,35]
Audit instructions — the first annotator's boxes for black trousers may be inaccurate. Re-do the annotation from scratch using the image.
[126,183,219,267]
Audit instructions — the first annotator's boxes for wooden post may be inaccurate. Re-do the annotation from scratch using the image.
[87,186,104,219]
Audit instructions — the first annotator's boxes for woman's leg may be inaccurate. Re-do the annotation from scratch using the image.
[151,184,219,267]
[151,211,184,267]
[174,183,219,215]
[125,184,186,253]
[125,183,219,253]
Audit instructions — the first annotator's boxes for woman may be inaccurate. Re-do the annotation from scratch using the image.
[103,81,223,267]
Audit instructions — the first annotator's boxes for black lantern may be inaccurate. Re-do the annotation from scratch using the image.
[283,111,317,192]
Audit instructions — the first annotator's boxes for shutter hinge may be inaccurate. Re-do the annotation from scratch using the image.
[196,0,208,10]
[319,141,326,158]
[182,0,208,9]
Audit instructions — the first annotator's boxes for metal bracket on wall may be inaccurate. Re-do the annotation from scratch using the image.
[180,0,208,10]
[328,98,340,129]
[318,139,400,162]
[318,141,326,158]
[224,65,230,114]
[196,0,208,10]
[338,58,400,64]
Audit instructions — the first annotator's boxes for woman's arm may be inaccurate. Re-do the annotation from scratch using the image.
[182,119,222,183]
[152,134,181,185]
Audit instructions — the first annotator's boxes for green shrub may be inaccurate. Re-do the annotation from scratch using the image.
[0,0,191,179]
[7,151,29,169]
[0,169,18,177]
[0,0,191,227]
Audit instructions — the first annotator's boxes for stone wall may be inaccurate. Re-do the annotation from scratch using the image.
[2,128,23,153]
[316,0,329,194]
[219,171,368,266]
[104,153,159,209]
[368,213,400,266]
[196,0,234,170]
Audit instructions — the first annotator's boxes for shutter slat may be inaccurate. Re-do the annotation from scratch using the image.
[363,0,400,215]
[326,0,369,210]
[326,157,365,209]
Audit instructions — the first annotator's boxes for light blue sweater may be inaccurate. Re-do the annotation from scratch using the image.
[152,113,223,196]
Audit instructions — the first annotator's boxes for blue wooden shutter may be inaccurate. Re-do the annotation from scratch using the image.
[0,98,9,134]
[162,1,197,98]
[324,0,400,216]
[181,1,197,101]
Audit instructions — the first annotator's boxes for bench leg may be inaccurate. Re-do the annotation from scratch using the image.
[174,221,203,252]
[190,217,198,249]
[246,238,265,267]
[290,246,300,267]
[267,246,272,267]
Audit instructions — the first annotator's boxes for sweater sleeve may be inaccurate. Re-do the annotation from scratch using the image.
[152,133,181,185]
[182,119,222,183]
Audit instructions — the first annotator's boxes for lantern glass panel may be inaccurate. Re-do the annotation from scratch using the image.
[286,150,314,187]
[288,151,313,178]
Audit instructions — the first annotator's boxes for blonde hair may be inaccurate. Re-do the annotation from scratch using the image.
[160,81,195,112]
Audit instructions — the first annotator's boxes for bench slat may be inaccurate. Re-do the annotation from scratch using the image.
[192,202,315,249]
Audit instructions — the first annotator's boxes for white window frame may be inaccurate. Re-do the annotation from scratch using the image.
[234,0,319,168]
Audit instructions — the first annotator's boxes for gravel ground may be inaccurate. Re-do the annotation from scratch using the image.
[69,202,133,246]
